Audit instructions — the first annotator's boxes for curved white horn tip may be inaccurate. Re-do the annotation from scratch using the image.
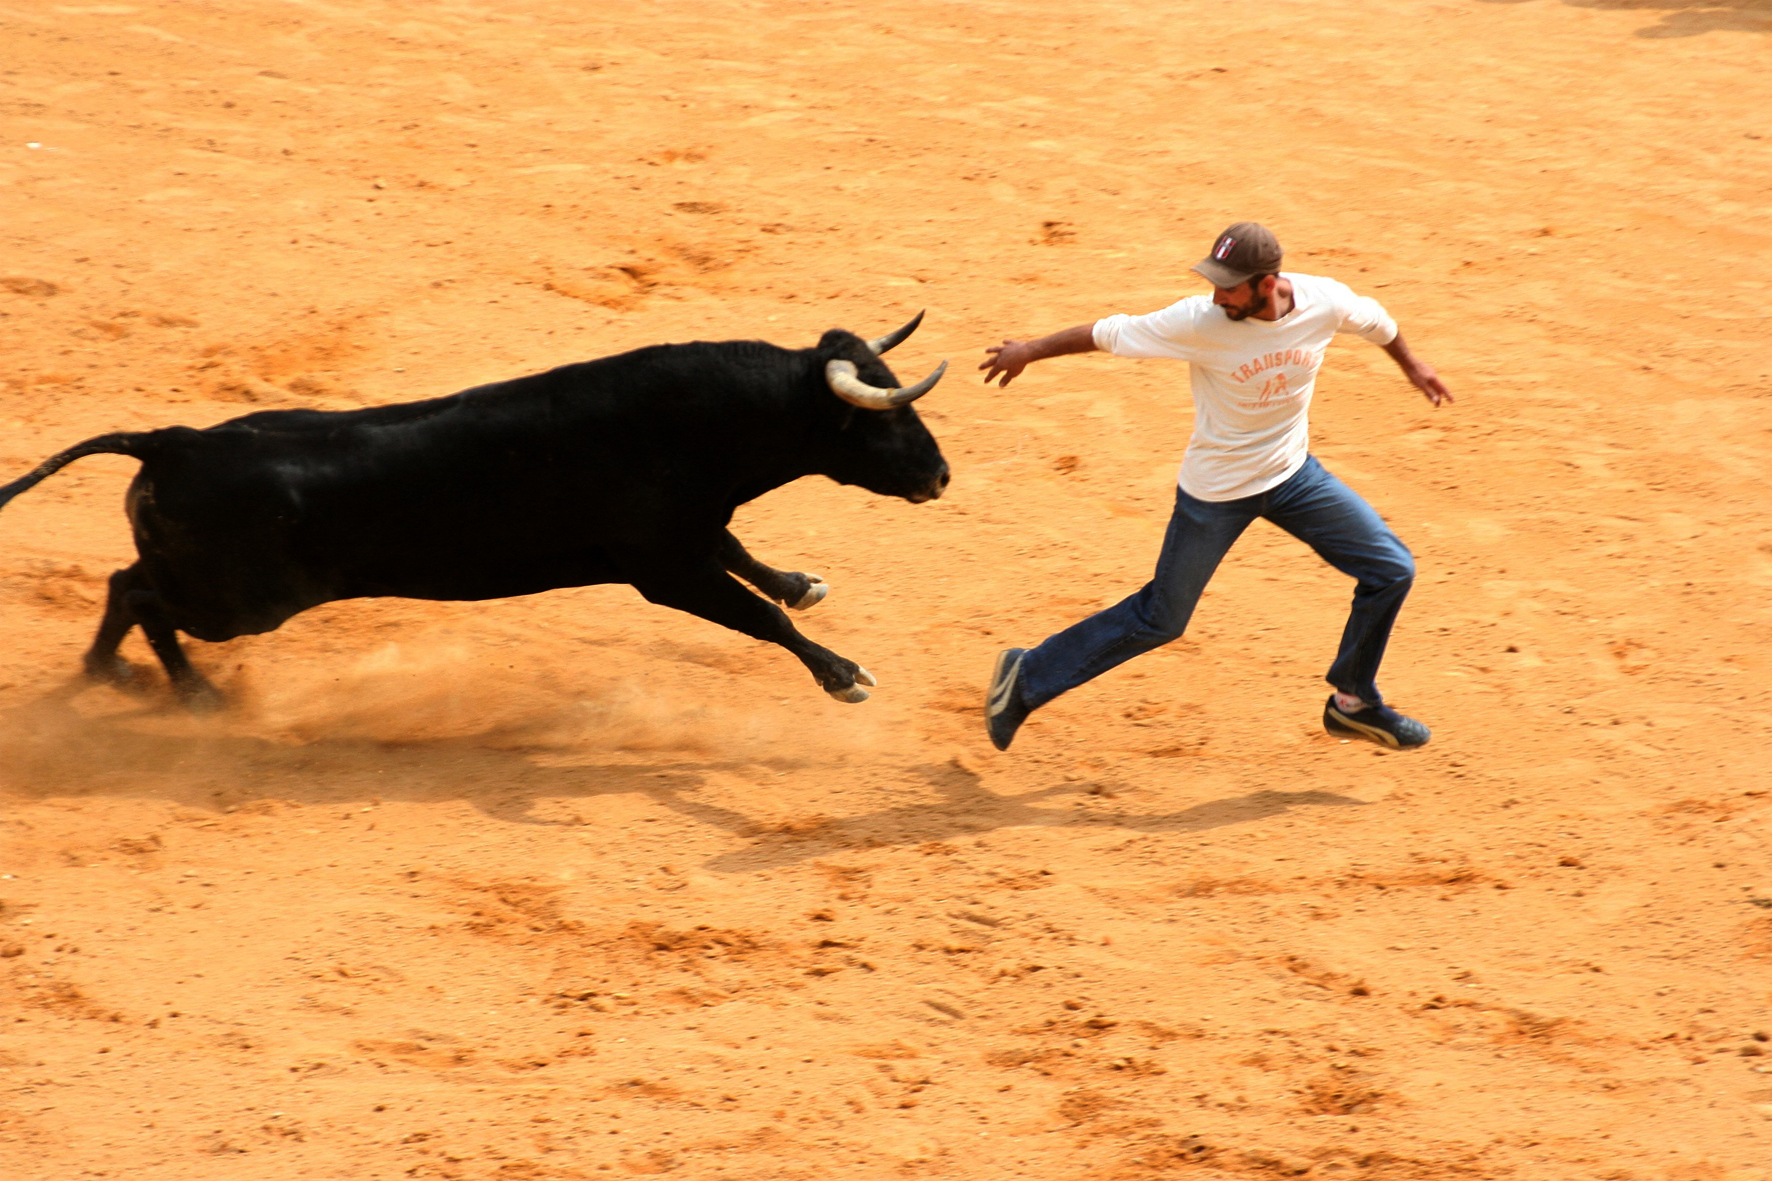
[889,359,947,405]
[867,309,927,355]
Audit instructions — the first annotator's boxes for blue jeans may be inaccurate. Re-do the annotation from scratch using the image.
[1019,455,1414,711]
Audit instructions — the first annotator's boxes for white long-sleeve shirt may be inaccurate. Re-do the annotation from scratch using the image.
[1092,272,1397,501]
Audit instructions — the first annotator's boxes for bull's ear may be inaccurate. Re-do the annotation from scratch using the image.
[867,310,924,356]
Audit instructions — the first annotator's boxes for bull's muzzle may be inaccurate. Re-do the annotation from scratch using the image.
[907,463,950,503]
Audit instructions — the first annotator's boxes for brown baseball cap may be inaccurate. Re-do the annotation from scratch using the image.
[1191,222,1283,288]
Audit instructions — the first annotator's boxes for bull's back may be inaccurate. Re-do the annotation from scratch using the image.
[127,355,762,636]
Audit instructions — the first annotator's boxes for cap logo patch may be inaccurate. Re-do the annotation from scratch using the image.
[1213,237,1236,260]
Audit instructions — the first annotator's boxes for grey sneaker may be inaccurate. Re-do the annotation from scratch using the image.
[1324,695,1430,750]
[985,648,1031,752]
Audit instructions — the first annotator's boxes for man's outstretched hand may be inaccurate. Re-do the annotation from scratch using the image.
[980,339,1035,388]
[1382,332,1454,407]
[980,325,1099,388]
[1405,362,1454,407]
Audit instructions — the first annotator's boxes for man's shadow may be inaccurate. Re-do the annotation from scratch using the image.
[681,760,1365,873]
[0,686,1366,872]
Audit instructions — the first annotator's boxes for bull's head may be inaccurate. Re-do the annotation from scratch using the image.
[824,313,949,410]
[814,312,950,504]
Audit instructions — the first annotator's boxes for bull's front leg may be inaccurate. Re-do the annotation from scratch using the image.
[627,556,873,702]
[715,530,827,611]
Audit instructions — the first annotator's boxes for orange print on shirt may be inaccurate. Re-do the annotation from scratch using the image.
[1255,371,1290,406]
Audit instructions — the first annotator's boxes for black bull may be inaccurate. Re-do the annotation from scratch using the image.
[0,315,951,709]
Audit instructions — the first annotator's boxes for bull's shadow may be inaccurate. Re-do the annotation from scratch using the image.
[0,686,1366,868]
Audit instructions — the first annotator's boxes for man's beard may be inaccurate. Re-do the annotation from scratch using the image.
[1222,290,1268,322]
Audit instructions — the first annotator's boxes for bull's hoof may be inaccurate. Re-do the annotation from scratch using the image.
[83,655,138,686]
[790,575,828,612]
[176,679,226,714]
[826,666,876,704]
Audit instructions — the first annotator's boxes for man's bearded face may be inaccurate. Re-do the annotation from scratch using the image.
[1214,279,1268,321]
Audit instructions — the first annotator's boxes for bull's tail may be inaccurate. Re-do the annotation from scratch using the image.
[0,432,150,514]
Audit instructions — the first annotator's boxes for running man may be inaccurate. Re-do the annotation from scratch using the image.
[979,222,1452,752]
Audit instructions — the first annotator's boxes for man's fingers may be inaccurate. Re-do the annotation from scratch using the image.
[981,343,1024,385]
[1413,371,1453,407]
[982,340,1032,387]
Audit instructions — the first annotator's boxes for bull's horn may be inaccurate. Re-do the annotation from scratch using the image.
[867,310,925,355]
[825,358,948,409]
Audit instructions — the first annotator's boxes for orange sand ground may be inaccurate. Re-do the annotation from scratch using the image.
[3,2,1771,1178]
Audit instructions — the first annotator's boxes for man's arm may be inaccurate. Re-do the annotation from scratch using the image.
[1382,331,1454,407]
[979,323,1098,388]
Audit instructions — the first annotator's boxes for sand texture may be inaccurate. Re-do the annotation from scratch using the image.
[3,1,1772,1178]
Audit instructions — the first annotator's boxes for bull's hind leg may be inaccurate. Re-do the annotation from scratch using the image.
[122,583,223,711]
[630,557,872,702]
[82,565,144,685]
[716,530,828,611]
